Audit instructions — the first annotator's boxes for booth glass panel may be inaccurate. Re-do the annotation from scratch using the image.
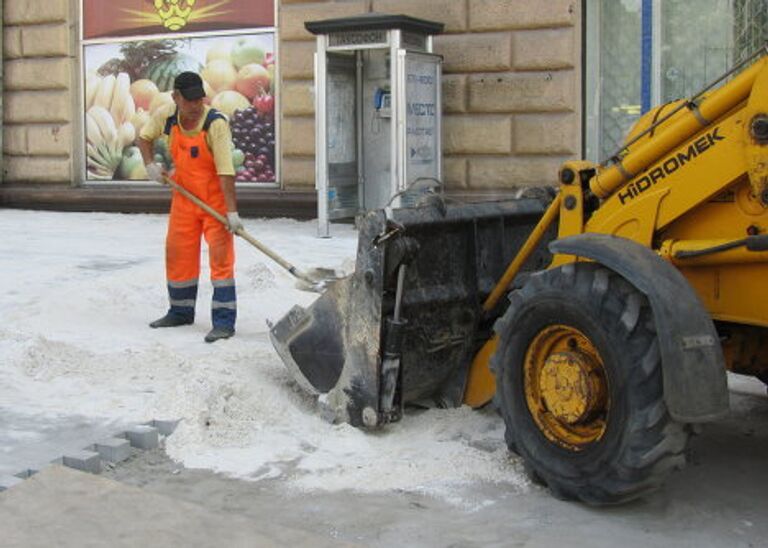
[326,53,359,219]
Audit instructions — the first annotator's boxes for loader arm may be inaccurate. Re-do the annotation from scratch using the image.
[558,51,768,329]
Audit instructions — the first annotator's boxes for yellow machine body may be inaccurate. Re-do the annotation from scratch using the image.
[465,53,768,403]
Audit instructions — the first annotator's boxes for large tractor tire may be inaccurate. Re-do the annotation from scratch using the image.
[491,263,689,505]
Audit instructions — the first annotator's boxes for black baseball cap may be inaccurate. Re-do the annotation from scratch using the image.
[174,71,206,100]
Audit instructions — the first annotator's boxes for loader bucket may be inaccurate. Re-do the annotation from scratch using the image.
[269,196,554,427]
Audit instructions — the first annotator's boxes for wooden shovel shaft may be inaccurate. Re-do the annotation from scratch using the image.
[162,176,316,285]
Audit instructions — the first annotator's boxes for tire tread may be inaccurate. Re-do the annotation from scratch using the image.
[492,263,688,505]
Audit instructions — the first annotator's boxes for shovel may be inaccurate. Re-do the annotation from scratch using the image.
[162,175,341,292]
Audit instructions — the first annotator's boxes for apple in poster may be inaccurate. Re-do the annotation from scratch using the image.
[117,146,148,180]
[211,90,250,117]
[230,37,266,70]
[129,79,159,111]
[235,63,271,99]
[202,59,238,93]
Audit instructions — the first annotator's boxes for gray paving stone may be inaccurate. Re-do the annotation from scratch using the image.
[13,469,38,480]
[61,451,101,474]
[0,474,24,491]
[92,438,132,463]
[122,425,159,449]
[148,419,180,436]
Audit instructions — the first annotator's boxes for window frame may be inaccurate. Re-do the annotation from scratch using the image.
[77,0,280,188]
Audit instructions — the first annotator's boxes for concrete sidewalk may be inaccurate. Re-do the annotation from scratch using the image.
[2,383,766,548]
[0,466,354,548]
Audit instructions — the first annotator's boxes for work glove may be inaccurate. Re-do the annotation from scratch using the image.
[226,211,244,234]
[145,162,166,184]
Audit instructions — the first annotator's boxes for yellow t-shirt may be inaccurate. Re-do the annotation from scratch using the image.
[140,104,235,177]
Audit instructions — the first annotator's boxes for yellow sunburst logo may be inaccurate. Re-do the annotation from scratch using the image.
[122,0,232,32]
[155,0,194,31]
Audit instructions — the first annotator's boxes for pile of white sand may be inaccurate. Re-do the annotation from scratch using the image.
[0,210,529,503]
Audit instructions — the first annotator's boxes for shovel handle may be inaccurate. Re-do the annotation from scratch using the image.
[234,226,313,284]
[162,176,316,285]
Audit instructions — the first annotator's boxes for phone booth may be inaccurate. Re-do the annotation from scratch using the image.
[306,14,444,237]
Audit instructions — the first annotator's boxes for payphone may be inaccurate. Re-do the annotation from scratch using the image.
[306,14,444,237]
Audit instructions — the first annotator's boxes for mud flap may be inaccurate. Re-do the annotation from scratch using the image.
[269,198,553,427]
[550,234,729,423]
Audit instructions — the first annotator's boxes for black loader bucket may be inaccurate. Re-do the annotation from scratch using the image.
[269,196,554,427]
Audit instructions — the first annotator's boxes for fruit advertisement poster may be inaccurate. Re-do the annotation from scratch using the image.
[83,0,275,40]
[83,33,276,183]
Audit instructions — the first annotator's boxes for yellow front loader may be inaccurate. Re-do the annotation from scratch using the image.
[270,48,768,504]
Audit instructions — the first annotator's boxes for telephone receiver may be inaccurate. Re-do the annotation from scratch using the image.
[371,87,391,134]
[374,87,390,110]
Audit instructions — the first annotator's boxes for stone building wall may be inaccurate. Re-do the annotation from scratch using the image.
[3,0,75,183]
[278,0,582,191]
[1,0,581,191]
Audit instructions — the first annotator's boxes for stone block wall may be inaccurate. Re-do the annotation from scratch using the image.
[1,0,581,191]
[3,0,75,183]
[278,0,582,191]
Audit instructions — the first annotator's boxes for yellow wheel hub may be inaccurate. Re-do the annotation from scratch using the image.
[524,325,609,450]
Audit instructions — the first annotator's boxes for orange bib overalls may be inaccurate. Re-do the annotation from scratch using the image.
[163,108,236,330]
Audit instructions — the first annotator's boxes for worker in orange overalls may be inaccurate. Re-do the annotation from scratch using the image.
[138,71,243,343]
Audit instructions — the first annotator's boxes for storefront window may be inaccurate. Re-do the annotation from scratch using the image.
[586,0,768,163]
[659,0,733,102]
[81,1,276,184]
[584,0,642,163]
